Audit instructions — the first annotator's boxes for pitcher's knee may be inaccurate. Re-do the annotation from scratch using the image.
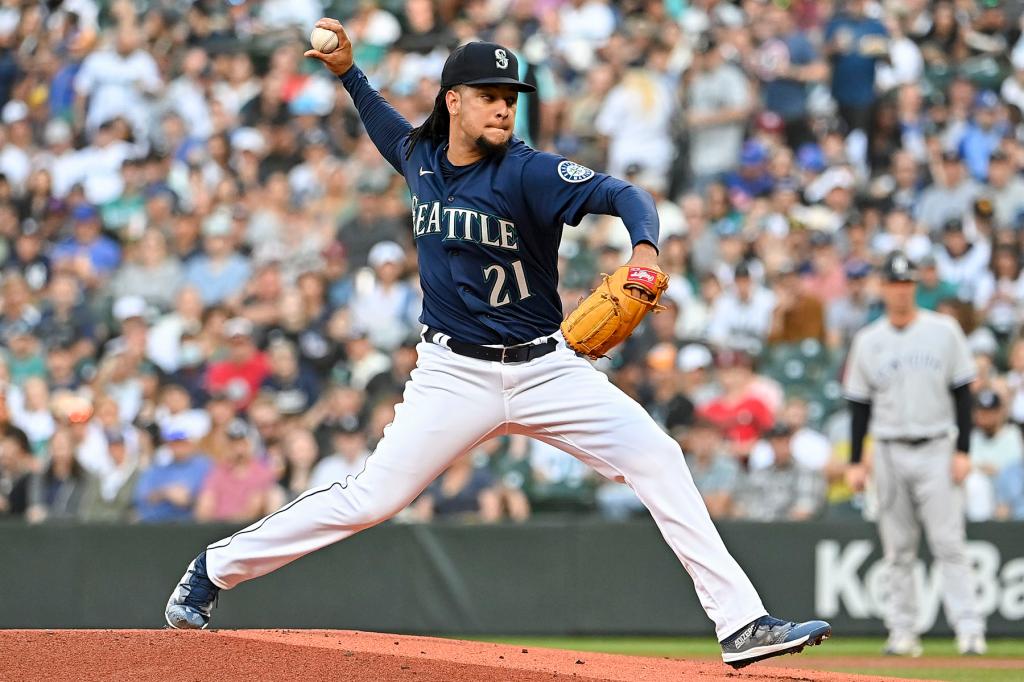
[629,437,689,482]
[356,498,406,526]
[330,486,408,527]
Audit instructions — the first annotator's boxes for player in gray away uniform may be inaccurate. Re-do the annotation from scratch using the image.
[843,251,985,657]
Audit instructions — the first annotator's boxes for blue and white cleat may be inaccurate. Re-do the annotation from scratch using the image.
[164,551,220,630]
[720,615,831,669]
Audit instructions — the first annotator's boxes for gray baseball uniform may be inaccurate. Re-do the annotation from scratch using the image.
[843,309,984,638]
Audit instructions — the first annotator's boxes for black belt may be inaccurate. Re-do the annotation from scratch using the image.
[880,434,946,447]
[424,326,557,364]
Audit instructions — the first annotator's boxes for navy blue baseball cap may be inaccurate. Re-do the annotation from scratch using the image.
[441,42,536,93]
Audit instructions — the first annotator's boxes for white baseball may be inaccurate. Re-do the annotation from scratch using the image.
[310,27,339,54]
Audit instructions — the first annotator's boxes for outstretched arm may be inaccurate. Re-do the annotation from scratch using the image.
[305,18,412,174]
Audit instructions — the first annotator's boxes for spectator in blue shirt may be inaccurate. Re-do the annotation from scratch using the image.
[995,460,1024,521]
[724,141,775,202]
[183,210,252,305]
[133,428,212,523]
[958,91,1009,181]
[752,4,828,149]
[50,204,121,288]
[824,0,889,135]
[47,36,87,123]
[0,40,20,111]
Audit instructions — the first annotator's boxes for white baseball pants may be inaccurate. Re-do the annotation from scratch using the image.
[205,333,767,639]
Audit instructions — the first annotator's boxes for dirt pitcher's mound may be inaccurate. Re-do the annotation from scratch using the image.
[2,629,908,682]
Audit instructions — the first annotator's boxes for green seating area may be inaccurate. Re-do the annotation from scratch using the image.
[759,342,846,427]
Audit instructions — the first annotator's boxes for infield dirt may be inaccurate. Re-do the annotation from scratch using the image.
[1,629,922,681]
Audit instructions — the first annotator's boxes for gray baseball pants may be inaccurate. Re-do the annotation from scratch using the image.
[873,437,984,638]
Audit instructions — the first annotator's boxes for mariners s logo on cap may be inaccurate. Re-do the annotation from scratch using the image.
[440,41,536,92]
[558,160,595,183]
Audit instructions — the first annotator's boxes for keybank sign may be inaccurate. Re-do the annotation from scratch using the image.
[815,540,1024,630]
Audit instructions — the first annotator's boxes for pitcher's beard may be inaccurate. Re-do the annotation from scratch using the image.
[475,135,509,159]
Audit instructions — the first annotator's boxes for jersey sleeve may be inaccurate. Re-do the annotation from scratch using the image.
[520,151,659,247]
[947,319,976,388]
[842,332,873,403]
[338,66,413,175]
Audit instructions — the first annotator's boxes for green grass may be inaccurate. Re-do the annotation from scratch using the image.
[463,636,1024,682]
[830,667,1017,682]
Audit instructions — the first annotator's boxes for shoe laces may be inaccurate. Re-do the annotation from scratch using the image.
[179,557,219,611]
[756,616,792,632]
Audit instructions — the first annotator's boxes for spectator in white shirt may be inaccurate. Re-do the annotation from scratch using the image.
[971,390,1023,477]
[1001,49,1024,114]
[935,217,991,303]
[707,263,776,351]
[212,53,262,119]
[914,150,981,234]
[345,1,402,53]
[260,0,324,32]
[1006,340,1024,427]
[349,241,420,352]
[986,150,1024,229]
[163,47,213,140]
[310,424,370,489]
[875,13,924,92]
[749,396,831,471]
[0,100,31,191]
[870,206,932,262]
[595,68,674,181]
[7,377,56,453]
[558,0,616,48]
[966,389,1024,520]
[973,244,1024,336]
[74,27,162,136]
[685,35,754,185]
[72,118,144,206]
[38,120,80,198]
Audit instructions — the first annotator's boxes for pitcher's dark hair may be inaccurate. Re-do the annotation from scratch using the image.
[405,88,451,160]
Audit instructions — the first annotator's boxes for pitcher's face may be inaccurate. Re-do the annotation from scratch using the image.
[448,84,518,154]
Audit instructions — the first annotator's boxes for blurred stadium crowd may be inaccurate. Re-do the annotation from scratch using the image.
[2,0,1024,525]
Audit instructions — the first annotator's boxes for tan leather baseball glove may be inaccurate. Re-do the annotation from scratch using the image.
[561,265,669,360]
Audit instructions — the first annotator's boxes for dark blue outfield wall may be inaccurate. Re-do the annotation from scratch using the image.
[2,520,1023,635]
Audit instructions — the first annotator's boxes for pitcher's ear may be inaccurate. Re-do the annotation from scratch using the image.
[445,87,461,116]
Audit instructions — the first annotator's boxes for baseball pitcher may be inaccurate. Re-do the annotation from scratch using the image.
[164,21,830,667]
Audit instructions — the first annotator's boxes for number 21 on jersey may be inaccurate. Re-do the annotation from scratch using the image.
[483,260,531,307]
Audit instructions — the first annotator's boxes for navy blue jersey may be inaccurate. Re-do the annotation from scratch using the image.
[340,66,659,345]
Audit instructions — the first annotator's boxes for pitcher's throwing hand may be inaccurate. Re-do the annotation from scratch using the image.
[304,19,353,76]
